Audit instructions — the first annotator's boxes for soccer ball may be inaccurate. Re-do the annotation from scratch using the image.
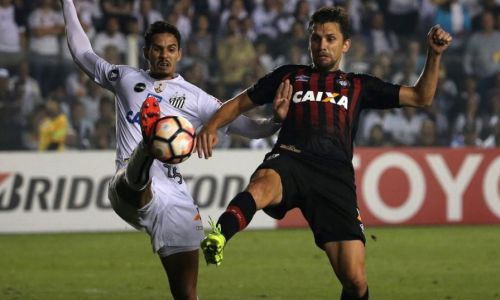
[151,116,196,164]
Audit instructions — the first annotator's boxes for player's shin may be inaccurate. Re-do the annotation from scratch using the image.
[217,191,257,241]
[125,141,155,191]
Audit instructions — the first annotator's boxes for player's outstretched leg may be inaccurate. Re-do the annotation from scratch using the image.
[124,96,161,191]
[200,218,226,266]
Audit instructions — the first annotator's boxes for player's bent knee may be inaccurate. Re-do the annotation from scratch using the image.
[247,168,282,208]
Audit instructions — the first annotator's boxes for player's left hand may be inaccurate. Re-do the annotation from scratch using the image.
[427,25,452,55]
[273,79,292,123]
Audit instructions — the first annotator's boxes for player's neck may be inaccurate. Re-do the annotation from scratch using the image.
[148,71,174,80]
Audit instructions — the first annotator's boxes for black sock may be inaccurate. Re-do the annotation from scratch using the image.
[341,287,369,300]
[217,191,257,241]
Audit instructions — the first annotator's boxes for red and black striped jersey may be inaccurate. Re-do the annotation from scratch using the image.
[247,64,401,165]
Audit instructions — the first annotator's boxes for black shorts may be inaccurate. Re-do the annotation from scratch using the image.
[255,152,366,248]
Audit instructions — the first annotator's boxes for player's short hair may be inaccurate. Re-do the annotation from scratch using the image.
[308,6,351,40]
[144,21,182,49]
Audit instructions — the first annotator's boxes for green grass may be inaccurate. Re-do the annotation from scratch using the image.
[1,226,499,300]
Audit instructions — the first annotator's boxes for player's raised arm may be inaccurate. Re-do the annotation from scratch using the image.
[196,91,255,159]
[60,0,100,79]
[226,80,292,139]
[196,80,292,159]
[399,25,452,107]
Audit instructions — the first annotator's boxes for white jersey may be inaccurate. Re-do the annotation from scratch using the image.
[91,60,221,170]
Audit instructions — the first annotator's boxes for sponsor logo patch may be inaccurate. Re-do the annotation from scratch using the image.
[134,82,146,92]
[107,69,119,81]
[295,75,310,82]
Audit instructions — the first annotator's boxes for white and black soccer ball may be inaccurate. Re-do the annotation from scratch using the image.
[151,116,196,164]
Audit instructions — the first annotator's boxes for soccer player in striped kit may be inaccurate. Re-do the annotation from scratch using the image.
[60,0,282,298]
[197,6,452,300]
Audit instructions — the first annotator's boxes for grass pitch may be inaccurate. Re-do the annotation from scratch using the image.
[0,226,499,300]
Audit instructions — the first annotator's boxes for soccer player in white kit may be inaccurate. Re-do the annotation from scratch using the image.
[60,1,281,298]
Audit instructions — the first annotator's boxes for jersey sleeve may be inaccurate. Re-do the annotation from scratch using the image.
[196,88,224,123]
[358,74,401,110]
[247,65,296,105]
[61,0,118,92]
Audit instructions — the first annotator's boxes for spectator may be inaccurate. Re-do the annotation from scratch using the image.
[27,0,65,97]
[135,0,163,35]
[415,118,441,147]
[0,0,27,70]
[219,0,248,35]
[450,120,482,147]
[8,60,42,120]
[433,0,472,48]
[384,107,425,146]
[424,100,450,146]
[89,95,115,150]
[251,0,280,39]
[216,16,256,98]
[344,35,370,74]
[391,59,419,86]
[365,124,393,147]
[481,89,500,141]
[384,0,420,38]
[125,17,145,68]
[90,118,115,149]
[0,68,25,150]
[240,15,257,42]
[38,98,69,151]
[482,121,500,147]
[463,11,500,82]
[92,16,127,59]
[165,2,191,45]
[190,14,214,61]
[79,80,108,124]
[358,110,387,145]
[276,20,308,60]
[452,76,483,141]
[365,11,399,55]
[99,0,134,32]
[67,100,94,149]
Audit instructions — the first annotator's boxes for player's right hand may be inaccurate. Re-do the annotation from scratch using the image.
[273,79,292,123]
[196,125,218,159]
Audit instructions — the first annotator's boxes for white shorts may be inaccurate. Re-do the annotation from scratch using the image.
[108,164,204,257]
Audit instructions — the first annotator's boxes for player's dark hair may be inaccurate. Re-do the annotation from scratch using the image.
[308,6,351,40]
[144,21,182,49]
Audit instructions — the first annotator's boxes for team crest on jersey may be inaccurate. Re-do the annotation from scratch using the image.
[295,74,310,82]
[107,69,119,81]
[154,80,167,93]
[336,79,350,87]
[169,93,186,109]
[134,82,146,92]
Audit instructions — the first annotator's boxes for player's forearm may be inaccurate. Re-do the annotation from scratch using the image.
[413,50,442,106]
[228,116,280,138]
[400,50,442,107]
[206,92,255,131]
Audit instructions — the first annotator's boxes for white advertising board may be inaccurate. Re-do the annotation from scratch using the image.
[0,150,275,233]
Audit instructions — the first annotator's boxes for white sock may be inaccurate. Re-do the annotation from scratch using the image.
[125,141,155,191]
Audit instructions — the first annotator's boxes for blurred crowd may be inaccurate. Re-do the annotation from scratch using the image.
[0,0,499,151]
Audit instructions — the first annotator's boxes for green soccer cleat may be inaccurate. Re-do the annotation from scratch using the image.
[201,218,226,266]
